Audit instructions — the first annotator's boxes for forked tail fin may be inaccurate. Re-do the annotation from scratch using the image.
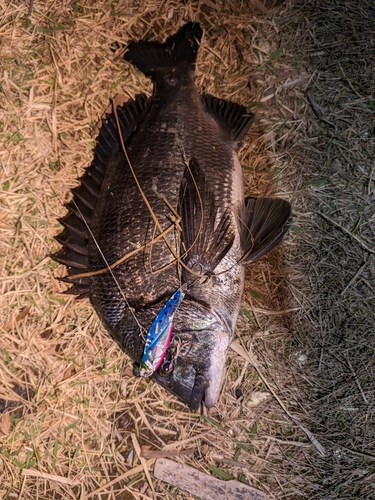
[124,22,202,79]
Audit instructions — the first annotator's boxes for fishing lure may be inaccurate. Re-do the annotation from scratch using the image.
[140,287,185,377]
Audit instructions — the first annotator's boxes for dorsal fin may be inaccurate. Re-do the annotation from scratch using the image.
[52,94,151,297]
[178,157,234,282]
[238,197,292,264]
[201,94,254,148]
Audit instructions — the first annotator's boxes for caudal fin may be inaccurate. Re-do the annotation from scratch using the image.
[124,22,202,79]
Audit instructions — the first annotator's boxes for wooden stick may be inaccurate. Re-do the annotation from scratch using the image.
[154,458,271,500]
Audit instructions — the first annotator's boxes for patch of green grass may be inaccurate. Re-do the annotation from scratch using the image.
[241,306,257,325]
[48,295,67,305]
[206,464,231,480]
[0,131,26,144]
[201,416,223,429]
[248,288,263,300]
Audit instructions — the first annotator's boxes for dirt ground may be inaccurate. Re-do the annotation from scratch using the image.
[1,1,374,499]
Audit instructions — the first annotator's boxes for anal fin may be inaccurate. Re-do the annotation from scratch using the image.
[239,197,292,264]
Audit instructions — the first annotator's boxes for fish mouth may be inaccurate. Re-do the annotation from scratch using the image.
[189,374,210,410]
[151,313,230,409]
[152,366,209,410]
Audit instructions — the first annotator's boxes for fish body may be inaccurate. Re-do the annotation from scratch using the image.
[54,23,291,409]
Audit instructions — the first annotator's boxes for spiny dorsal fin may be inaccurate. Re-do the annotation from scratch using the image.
[239,197,292,264]
[202,94,254,148]
[52,94,151,296]
[178,157,234,281]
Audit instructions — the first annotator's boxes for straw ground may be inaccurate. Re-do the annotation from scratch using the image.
[1,0,374,499]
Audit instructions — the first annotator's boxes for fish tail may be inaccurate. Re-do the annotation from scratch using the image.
[124,22,202,79]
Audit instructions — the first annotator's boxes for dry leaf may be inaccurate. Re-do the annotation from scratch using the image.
[201,443,209,455]
[62,365,76,381]
[124,365,134,377]
[1,412,11,434]
[15,306,30,322]
[2,317,13,331]
[251,0,269,14]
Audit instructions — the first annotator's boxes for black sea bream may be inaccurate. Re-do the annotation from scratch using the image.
[54,23,291,410]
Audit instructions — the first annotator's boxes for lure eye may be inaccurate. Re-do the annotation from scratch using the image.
[158,359,174,377]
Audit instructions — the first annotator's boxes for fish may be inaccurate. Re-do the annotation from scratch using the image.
[53,22,291,410]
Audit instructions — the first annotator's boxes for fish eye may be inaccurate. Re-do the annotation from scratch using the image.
[158,359,174,377]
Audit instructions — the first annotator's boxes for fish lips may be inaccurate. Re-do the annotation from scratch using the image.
[190,374,210,410]
[152,365,209,410]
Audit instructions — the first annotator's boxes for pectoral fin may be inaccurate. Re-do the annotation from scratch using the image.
[239,197,292,264]
[178,158,234,280]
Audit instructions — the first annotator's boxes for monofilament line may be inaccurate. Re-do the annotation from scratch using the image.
[72,199,145,336]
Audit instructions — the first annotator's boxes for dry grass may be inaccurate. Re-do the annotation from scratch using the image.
[0,0,374,499]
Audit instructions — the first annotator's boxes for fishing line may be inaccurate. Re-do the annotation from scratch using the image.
[66,223,177,280]
[147,199,180,276]
[68,108,243,285]
[179,145,206,263]
[69,197,249,284]
[114,106,205,280]
[113,106,182,268]
[235,209,256,263]
[145,151,211,279]
[147,156,207,279]
[71,199,145,336]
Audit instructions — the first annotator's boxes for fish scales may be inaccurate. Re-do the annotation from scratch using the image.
[92,82,240,311]
[54,23,292,409]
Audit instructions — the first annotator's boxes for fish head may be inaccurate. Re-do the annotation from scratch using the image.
[152,300,231,410]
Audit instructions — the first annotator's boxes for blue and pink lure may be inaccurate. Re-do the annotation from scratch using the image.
[140,287,185,377]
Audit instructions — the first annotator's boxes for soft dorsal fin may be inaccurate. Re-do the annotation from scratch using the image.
[239,197,292,264]
[201,94,254,148]
[52,94,151,297]
[178,157,234,281]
